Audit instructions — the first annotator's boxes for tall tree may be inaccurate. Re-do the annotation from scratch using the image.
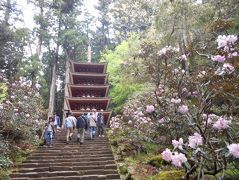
[0,0,27,79]
[110,0,157,42]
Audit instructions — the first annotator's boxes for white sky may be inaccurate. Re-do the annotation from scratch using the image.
[17,0,99,29]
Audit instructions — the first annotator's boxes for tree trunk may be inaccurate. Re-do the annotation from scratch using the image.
[48,62,56,117]
[48,14,62,117]
[4,0,11,26]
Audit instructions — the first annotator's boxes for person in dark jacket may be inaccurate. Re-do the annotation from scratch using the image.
[97,113,105,137]
[76,113,88,144]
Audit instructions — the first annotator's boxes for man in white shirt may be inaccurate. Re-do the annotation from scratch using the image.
[64,112,76,144]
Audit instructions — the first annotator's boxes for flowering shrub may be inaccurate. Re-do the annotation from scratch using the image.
[110,34,239,179]
[0,75,46,169]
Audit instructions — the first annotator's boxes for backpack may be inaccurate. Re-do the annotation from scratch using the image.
[82,115,88,129]
[97,115,104,126]
[76,116,85,129]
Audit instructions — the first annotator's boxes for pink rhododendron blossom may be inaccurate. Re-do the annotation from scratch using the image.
[188,132,203,149]
[203,118,213,126]
[178,105,189,114]
[146,105,155,113]
[216,35,237,48]
[161,148,172,162]
[137,111,144,116]
[227,35,238,44]
[197,71,206,78]
[158,118,165,124]
[213,117,230,130]
[223,63,235,74]
[211,55,226,62]
[227,144,239,158]
[171,153,187,167]
[158,46,179,56]
[232,52,238,56]
[202,114,208,119]
[181,54,187,61]
[172,138,184,149]
[14,108,18,112]
[182,88,188,92]
[171,98,181,104]
[209,114,218,120]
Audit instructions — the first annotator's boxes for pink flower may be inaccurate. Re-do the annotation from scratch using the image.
[188,132,203,149]
[171,152,187,167]
[227,35,238,44]
[213,117,230,130]
[211,55,226,62]
[232,52,238,57]
[181,54,187,61]
[14,108,18,112]
[171,98,181,104]
[217,35,237,48]
[137,111,144,117]
[182,88,187,92]
[178,105,189,114]
[203,118,213,126]
[172,138,184,149]
[158,118,165,124]
[223,63,235,74]
[161,148,172,162]
[227,144,239,158]
[146,105,155,113]
[197,71,206,78]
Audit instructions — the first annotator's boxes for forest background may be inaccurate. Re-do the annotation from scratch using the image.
[0,0,239,179]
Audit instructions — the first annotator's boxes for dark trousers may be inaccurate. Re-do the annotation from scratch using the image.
[97,126,104,136]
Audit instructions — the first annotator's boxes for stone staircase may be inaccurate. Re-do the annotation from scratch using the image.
[10,129,120,179]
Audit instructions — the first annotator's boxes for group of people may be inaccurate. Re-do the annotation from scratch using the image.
[65,111,105,144]
[42,111,105,147]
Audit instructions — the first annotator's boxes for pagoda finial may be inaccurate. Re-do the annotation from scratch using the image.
[87,45,92,63]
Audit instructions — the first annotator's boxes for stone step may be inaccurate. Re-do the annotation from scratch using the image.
[19,160,116,168]
[24,156,114,163]
[15,164,117,173]
[11,173,120,180]
[11,169,118,178]
[31,152,113,158]
[35,148,112,153]
[10,128,120,179]
[29,154,114,160]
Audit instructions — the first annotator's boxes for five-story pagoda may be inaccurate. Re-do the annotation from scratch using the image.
[63,61,112,125]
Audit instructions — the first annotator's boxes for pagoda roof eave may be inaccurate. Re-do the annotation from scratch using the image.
[65,97,111,101]
[70,72,108,77]
[70,60,108,66]
[67,84,110,88]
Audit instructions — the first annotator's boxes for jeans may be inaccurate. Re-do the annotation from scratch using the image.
[46,131,53,145]
[77,128,85,143]
[97,126,104,136]
[89,127,96,140]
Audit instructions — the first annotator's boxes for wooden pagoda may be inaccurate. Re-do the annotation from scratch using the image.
[63,61,112,125]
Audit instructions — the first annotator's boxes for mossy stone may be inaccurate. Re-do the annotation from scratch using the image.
[119,165,128,174]
[147,155,163,168]
[152,170,185,180]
